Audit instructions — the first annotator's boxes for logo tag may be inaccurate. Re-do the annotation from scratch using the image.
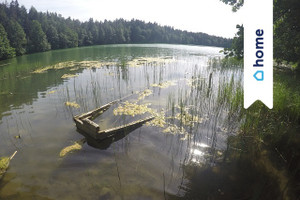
[244,0,273,109]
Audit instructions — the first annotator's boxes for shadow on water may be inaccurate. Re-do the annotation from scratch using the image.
[4,44,288,199]
[168,159,282,200]
[78,124,143,150]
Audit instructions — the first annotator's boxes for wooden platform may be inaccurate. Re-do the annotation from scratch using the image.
[73,101,154,140]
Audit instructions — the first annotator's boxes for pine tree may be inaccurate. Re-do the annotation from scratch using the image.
[0,23,15,60]
[6,19,26,55]
[27,20,50,53]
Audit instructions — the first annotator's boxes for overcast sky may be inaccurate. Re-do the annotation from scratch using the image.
[5,0,244,38]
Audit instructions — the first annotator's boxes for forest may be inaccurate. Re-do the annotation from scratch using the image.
[0,0,232,60]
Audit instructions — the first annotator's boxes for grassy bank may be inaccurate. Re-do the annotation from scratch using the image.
[224,63,300,199]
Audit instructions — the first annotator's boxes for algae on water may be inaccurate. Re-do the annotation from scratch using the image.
[146,111,166,128]
[163,124,186,135]
[0,157,10,175]
[138,89,153,101]
[0,151,17,179]
[151,80,177,89]
[32,60,117,74]
[175,112,203,127]
[59,138,86,157]
[126,57,174,67]
[48,90,56,94]
[65,101,80,108]
[113,101,153,117]
[61,74,79,79]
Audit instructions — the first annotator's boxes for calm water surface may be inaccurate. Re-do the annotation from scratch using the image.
[0,44,242,199]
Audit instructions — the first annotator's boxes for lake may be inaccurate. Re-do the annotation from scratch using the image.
[0,44,243,199]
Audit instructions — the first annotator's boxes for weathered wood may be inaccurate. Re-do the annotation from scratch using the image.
[74,118,98,139]
[73,95,154,141]
[95,116,154,140]
[75,100,117,120]
[74,113,154,140]
[81,118,100,132]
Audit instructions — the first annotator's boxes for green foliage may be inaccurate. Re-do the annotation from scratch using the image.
[46,25,59,49]
[221,0,300,70]
[0,23,15,60]
[220,0,244,12]
[0,1,232,61]
[27,20,50,52]
[6,19,26,55]
[223,25,243,60]
[58,26,78,49]
[224,69,300,197]
[274,0,300,69]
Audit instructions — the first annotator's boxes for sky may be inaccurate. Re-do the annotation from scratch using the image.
[5,0,244,38]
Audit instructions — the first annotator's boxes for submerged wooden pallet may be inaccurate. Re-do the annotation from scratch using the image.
[73,100,154,140]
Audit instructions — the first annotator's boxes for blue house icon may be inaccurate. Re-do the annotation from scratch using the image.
[253,70,264,81]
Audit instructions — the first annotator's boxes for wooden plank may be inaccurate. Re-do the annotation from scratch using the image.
[81,118,100,132]
[95,116,154,140]
[74,100,117,120]
[73,94,155,140]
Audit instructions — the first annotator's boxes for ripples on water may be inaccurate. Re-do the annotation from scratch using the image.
[0,44,243,199]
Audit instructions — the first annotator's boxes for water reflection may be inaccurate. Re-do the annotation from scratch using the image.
[0,44,246,199]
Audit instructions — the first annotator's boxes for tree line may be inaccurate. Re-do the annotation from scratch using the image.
[0,0,232,60]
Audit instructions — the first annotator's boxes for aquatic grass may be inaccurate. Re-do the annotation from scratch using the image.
[273,72,300,121]
[218,64,300,199]
[126,57,174,68]
[220,57,243,68]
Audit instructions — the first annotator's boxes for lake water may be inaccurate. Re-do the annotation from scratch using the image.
[0,44,243,199]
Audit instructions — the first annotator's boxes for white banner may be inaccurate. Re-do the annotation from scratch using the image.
[244,0,273,109]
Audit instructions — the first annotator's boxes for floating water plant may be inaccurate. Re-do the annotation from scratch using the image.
[59,138,86,157]
[146,111,166,128]
[61,74,79,79]
[113,101,153,117]
[0,157,10,178]
[163,124,186,135]
[52,61,76,70]
[151,80,177,88]
[32,60,117,74]
[175,112,203,127]
[138,89,153,100]
[48,90,56,94]
[32,66,53,73]
[0,151,17,179]
[65,101,80,108]
[127,57,174,67]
